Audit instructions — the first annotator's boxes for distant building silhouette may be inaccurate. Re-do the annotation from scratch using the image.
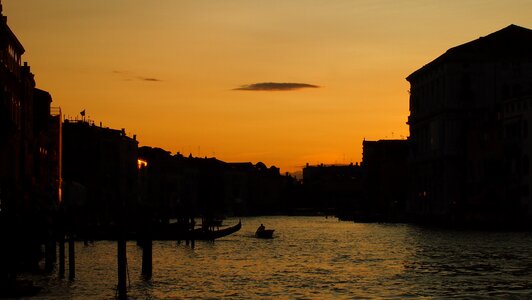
[62,120,138,232]
[224,162,287,215]
[406,24,532,227]
[302,163,363,216]
[137,147,228,222]
[138,146,296,219]
[137,147,178,223]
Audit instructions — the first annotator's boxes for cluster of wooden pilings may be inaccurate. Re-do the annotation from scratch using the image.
[1,220,202,299]
[51,231,195,300]
[52,235,129,299]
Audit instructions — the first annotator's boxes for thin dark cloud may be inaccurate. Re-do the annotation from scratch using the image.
[112,70,162,82]
[138,77,162,82]
[234,82,320,91]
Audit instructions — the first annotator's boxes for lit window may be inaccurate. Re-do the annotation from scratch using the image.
[137,159,148,169]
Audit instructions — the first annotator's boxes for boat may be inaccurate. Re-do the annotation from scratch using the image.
[255,229,274,239]
[153,220,242,241]
[74,219,242,241]
[191,220,242,240]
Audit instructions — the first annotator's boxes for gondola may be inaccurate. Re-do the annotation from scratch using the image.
[75,220,242,241]
[191,220,242,240]
[153,220,242,241]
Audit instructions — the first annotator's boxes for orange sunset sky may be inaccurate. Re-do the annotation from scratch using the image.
[3,0,532,173]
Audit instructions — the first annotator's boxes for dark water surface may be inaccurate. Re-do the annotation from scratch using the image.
[22,216,532,299]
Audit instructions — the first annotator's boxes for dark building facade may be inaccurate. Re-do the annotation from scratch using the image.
[0,4,34,216]
[138,146,296,219]
[32,89,61,212]
[137,148,228,222]
[406,25,532,226]
[62,120,138,231]
[502,94,532,220]
[137,147,181,222]
[302,163,363,216]
[224,162,287,215]
[361,139,409,221]
[0,2,61,290]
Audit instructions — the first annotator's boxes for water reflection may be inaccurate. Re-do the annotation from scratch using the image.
[403,228,532,297]
[23,217,532,299]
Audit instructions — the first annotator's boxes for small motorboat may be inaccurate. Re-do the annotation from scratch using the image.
[255,229,275,239]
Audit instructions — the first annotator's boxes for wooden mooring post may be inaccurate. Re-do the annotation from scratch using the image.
[68,235,75,280]
[117,238,127,300]
[141,238,152,279]
[44,239,56,272]
[58,234,65,278]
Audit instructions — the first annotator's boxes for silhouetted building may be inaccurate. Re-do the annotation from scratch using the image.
[0,7,34,216]
[224,162,286,215]
[138,148,228,221]
[32,89,61,211]
[502,94,532,220]
[0,2,61,291]
[137,147,179,223]
[62,120,138,230]
[179,155,227,219]
[361,139,409,221]
[138,147,295,218]
[302,163,363,216]
[407,24,532,226]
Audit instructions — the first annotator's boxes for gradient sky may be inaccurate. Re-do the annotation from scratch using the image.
[4,0,532,173]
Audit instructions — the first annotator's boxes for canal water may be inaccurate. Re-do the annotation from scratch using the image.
[22,216,532,299]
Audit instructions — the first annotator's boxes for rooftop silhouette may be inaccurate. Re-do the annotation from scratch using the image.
[409,24,532,80]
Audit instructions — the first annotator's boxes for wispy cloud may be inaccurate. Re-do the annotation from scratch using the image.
[138,77,162,82]
[112,70,163,82]
[234,82,319,91]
